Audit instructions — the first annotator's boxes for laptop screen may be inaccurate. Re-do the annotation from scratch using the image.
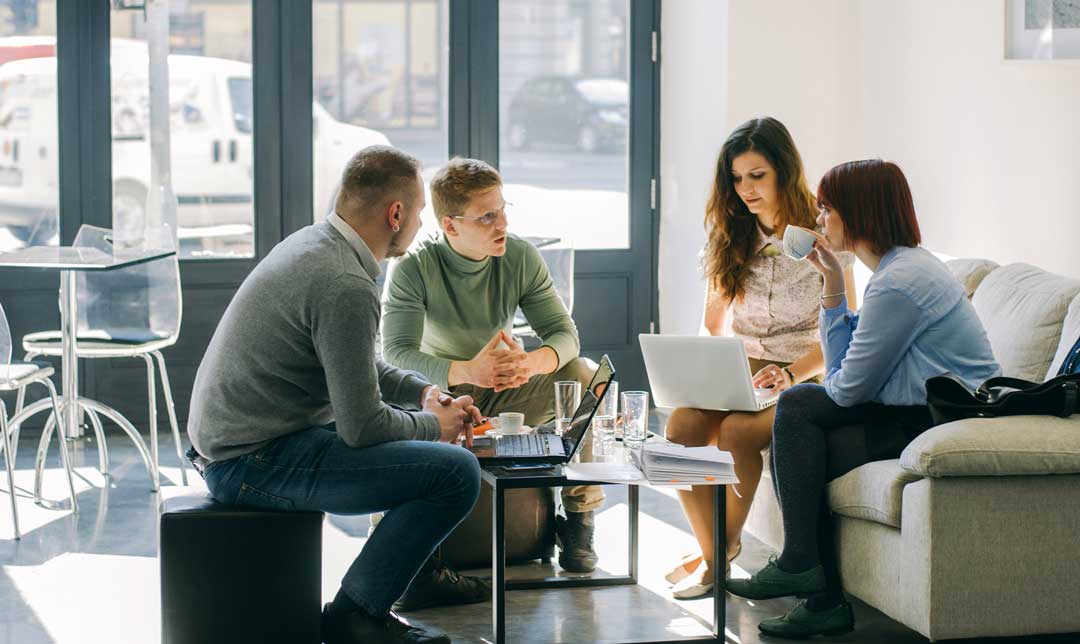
[561,355,615,459]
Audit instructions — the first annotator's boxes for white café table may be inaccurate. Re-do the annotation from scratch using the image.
[0,245,175,493]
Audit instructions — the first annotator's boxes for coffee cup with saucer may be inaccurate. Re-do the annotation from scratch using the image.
[486,412,530,437]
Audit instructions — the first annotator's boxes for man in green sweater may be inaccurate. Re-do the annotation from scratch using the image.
[382,157,604,581]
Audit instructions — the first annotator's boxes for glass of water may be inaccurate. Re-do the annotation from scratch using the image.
[554,381,581,435]
[591,380,618,441]
[621,391,649,447]
[591,414,616,442]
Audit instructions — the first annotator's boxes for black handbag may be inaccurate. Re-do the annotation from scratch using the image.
[925,371,1080,425]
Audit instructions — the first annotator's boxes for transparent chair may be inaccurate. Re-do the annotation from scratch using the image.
[514,244,576,340]
[16,225,187,492]
[1,301,78,539]
[539,246,575,315]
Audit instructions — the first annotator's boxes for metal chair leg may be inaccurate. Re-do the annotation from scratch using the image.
[33,410,57,505]
[153,351,187,485]
[79,399,158,492]
[1,401,19,540]
[14,351,41,417]
[13,387,26,424]
[40,379,78,514]
[141,354,160,486]
[85,407,108,475]
[12,351,42,449]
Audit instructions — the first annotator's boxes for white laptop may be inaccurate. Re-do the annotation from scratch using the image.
[639,334,780,412]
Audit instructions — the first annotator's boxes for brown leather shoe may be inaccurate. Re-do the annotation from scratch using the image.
[322,603,450,644]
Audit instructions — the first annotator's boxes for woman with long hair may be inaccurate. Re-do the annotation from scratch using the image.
[726,160,999,637]
[664,117,857,599]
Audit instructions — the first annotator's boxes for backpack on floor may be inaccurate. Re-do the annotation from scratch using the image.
[925,335,1080,425]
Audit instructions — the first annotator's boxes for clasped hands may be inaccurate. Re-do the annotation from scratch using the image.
[422,385,482,448]
[463,330,534,393]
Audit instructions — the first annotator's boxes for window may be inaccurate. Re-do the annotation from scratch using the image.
[312,0,448,232]
[110,1,254,259]
[226,77,252,134]
[0,1,59,251]
[499,0,630,250]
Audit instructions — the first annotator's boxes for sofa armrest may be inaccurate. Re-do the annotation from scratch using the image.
[900,415,1080,477]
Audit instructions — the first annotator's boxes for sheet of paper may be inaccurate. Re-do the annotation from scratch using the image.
[563,463,647,484]
[644,444,734,464]
[564,463,736,487]
[645,469,739,486]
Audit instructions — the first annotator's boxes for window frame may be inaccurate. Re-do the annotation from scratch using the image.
[0,0,661,422]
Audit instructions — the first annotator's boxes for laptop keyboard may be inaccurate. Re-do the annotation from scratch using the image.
[495,433,550,457]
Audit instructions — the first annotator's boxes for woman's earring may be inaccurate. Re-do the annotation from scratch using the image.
[393,225,400,232]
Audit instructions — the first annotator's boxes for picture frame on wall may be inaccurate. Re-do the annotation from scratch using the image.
[1006,0,1080,59]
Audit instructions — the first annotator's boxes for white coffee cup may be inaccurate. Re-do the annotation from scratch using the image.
[498,412,526,434]
[782,224,819,261]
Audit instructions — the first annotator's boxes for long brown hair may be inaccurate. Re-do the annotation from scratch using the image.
[703,117,818,301]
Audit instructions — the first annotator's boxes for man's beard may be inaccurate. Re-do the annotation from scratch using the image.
[387,227,409,258]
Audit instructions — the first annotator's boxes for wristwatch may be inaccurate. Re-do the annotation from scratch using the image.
[781,366,796,385]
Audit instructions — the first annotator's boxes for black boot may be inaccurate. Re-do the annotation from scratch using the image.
[556,510,598,573]
[322,602,450,644]
[392,555,491,612]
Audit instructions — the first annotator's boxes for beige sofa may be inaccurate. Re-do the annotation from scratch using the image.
[743,259,1080,641]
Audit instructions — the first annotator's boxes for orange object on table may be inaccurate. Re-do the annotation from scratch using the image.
[472,418,494,436]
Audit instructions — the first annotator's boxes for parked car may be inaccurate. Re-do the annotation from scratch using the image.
[506,76,628,153]
[0,39,389,254]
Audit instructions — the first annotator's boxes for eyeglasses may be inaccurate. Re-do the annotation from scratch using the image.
[451,202,511,227]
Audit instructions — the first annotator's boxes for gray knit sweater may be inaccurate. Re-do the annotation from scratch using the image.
[188,220,440,463]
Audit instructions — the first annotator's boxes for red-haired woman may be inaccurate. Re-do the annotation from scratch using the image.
[664,117,858,599]
[726,160,1000,637]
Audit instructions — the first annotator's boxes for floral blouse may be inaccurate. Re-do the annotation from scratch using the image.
[724,226,855,363]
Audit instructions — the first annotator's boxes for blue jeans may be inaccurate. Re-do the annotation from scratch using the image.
[202,424,481,617]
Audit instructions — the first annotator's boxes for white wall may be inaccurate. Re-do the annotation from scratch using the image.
[660,0,1080,334]
[841,1,1080,276]
[659,0,850,335]
[657,0,728,335]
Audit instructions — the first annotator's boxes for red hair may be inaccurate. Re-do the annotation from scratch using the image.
[816,160,921,255]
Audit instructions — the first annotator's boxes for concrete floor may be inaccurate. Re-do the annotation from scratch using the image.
[1,430,1078,644]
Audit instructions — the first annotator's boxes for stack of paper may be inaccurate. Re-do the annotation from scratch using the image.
[630,444,738,485]
[562,444,738,487]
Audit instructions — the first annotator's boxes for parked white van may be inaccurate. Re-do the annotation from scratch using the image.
[0,40,388,256]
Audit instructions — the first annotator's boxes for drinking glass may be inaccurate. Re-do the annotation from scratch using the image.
[621,391,649,447]
[554,381,581,435]
[591,380,617,440]
[591,414,616,442]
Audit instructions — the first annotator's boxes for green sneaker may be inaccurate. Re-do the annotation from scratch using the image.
[758,599,855,638]
[725,556,826,600]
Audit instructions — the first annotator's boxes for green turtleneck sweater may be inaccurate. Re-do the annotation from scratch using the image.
[381,234,580,390]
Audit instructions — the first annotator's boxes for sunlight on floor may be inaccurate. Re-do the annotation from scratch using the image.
[6,552,158,644]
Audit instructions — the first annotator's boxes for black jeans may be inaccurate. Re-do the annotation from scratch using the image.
[769,384,934,603]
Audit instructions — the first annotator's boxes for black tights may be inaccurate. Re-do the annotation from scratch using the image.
[769,384,933,608]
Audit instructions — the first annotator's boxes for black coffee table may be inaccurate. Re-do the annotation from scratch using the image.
[481,435,727,644]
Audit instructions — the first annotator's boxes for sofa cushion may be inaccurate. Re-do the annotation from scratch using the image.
[826,459,920,528]
[946,258,999,299]
[1047,294,1080,379]
[900,414,1080,477]
[972,263,1080,382]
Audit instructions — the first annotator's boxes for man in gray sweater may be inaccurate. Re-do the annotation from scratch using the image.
[187,146,481,644]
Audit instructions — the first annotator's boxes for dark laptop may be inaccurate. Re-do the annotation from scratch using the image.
[468,355,615,466]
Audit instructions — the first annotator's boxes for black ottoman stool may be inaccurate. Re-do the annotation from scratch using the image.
[159,493,325,644]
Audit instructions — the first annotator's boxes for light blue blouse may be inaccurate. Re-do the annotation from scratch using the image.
[820,246,1000,407]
